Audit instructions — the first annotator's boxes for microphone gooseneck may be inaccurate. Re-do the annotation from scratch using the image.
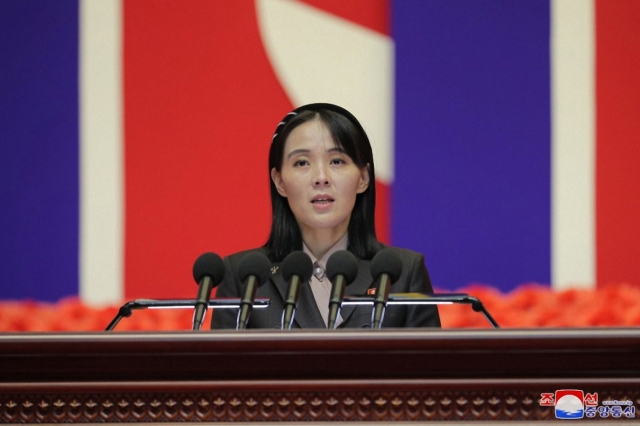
[191,252,226,330]
[236,252,271,330]
[281,251,313,330]
[325,250,359,329]
[370,249,403,329]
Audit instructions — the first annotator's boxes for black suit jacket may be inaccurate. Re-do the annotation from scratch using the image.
[211,246,441,329]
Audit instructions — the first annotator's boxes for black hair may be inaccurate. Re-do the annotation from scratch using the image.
[265,103,381,262]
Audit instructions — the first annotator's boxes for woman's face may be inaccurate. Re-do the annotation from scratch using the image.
[271,118,369,239]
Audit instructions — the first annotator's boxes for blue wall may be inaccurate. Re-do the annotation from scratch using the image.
[0,1,79,300]
[392,0,551,291]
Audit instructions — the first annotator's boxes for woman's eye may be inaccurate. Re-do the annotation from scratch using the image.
[294,160,309,167]
[330,158,346,165]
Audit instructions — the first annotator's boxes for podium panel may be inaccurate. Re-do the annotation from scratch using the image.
[1,329,639,422]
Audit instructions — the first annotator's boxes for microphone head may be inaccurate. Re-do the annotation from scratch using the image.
[370,249,403,283]
[238,252,272,286]
[282,251,313,282]
[326,250,359,283]
[192,252,225,285]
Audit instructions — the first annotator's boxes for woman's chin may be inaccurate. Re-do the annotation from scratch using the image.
[299,217,349,234]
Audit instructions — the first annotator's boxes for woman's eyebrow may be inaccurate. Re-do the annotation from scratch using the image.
[286,148,310,159]
[286,147,345,159]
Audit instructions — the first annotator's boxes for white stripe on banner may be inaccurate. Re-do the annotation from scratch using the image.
[80,0,123,305]
[551,0,595,290]
[256,0,394,185]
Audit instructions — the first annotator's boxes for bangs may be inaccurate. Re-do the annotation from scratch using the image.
[317,110,367,169]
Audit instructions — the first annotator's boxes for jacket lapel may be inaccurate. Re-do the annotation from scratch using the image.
[293,280,326,328]
[269,263,287,302]
[270,264,326,329]
[338,258,373,326]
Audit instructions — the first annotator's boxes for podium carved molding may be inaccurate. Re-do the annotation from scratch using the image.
[2,390,639,423]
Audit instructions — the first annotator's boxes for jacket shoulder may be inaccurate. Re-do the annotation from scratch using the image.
[224,247,271,263]
[377,244,424,263]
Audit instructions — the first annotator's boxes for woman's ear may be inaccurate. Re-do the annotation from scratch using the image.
[271,168,287,197]
[356,163,371,194]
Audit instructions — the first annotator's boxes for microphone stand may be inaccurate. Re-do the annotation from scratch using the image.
[342,293,500,328]
[105,298,270,331]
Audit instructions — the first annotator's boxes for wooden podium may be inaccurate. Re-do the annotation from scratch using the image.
[1,329,639,422]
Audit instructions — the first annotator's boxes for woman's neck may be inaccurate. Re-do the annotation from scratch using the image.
[301,228,348,260]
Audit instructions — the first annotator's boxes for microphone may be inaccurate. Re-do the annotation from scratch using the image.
[280,251,313,330]
[192,252,226,330]
[325,250,359,329]
[370,249,403,329]
[236,252,271,330]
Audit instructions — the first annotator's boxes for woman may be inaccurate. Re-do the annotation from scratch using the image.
[211,103,440,329]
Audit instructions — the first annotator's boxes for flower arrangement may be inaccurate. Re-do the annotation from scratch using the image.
[1,283,639,331]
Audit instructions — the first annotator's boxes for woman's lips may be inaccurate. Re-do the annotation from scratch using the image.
[311,195,334,206]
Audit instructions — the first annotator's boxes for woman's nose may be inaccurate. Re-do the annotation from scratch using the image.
[313,164,330,186]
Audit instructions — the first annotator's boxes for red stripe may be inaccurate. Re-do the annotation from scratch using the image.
[596,0,640,288]
[124,0,292,298]
[375,181,391,245]
[124,1,391,298]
